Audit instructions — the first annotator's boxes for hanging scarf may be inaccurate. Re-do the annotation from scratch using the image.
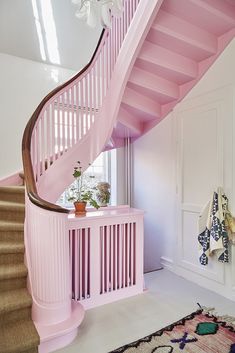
[198,187,230,265]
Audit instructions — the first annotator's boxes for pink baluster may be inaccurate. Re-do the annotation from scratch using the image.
[46,105,50,170]
[41,111,46,174]
[61,93,65,153]
[65,91,68,151]
[51,100,54,161]
[88,71,92,128]
[31,130,35,179]
[70,86,74,147]
[108,32,112,81]
[36,121,40,180]
[90,67,94,124]
[79,229,83,300]
[84,76,88,134]
[80,80,84,138]
[65,91,70,150]
[76,82,81,141]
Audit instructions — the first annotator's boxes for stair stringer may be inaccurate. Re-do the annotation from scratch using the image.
[37,0,164,204]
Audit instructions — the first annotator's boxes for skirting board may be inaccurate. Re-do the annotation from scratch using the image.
[0,171,23,186]
[160,256,235,302]
[160,257,173,270]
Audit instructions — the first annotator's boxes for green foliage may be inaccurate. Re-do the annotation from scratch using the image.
[73,169,81,178]
[68,161,100,209]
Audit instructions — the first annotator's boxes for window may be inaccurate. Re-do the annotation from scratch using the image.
[57,149,117,208]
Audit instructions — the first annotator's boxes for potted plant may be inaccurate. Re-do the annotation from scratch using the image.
[68,161,99,215]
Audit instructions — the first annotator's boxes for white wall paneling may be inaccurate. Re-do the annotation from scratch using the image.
[174,85,234,295]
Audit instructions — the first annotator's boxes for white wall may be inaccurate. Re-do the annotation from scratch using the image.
[0,53,75,180]
[133,38,235,300]
[133,114,176,271]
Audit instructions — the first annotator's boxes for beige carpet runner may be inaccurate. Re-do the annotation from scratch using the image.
[0,186,39,353]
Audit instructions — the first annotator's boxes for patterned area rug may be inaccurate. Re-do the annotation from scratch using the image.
[109,309,235,353]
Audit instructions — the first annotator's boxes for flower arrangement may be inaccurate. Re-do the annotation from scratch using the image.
[96,181,111,207]
[68,161,99,212]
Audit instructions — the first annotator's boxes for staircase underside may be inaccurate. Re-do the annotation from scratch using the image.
[112,0,235,143]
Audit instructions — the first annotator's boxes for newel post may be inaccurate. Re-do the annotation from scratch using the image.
[25,199,71,325]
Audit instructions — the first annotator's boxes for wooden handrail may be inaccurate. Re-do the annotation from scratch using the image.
[22,29,105,213]
[22,1,141,213]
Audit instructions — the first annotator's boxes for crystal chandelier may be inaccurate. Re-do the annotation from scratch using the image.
[72,0,123,28]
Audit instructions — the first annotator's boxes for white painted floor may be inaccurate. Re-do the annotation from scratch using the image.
[55,269,235,353]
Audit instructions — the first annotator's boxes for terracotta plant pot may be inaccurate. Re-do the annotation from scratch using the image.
[74,201,87,216]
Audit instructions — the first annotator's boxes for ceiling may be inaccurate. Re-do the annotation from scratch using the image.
[0,0,102,72]
[2,0,234,73]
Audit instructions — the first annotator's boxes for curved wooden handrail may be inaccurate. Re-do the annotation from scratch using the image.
[22,0,142,213]
[22,29,105,213]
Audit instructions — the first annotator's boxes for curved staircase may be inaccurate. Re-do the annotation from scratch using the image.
[112,0,235,140]
[20,0,235,352]
[0,186,39,353]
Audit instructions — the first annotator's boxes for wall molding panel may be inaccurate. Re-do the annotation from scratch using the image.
[167,85,235,300]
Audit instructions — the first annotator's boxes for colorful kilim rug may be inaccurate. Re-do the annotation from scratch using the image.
[109,309,235,353]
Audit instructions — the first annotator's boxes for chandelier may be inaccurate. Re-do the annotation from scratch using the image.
[72,0,123,28]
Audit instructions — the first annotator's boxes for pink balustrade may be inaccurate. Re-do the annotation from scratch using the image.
[29,0,140,203]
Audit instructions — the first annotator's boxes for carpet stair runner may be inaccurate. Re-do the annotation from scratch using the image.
[0,186,39,353]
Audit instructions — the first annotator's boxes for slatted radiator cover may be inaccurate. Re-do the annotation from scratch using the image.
[68,206,144,309]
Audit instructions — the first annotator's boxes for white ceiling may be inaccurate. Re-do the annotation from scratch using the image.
[0,0,103,71]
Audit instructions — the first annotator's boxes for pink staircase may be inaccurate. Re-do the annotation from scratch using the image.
[112,0,235,141]
[21,0,235,352]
